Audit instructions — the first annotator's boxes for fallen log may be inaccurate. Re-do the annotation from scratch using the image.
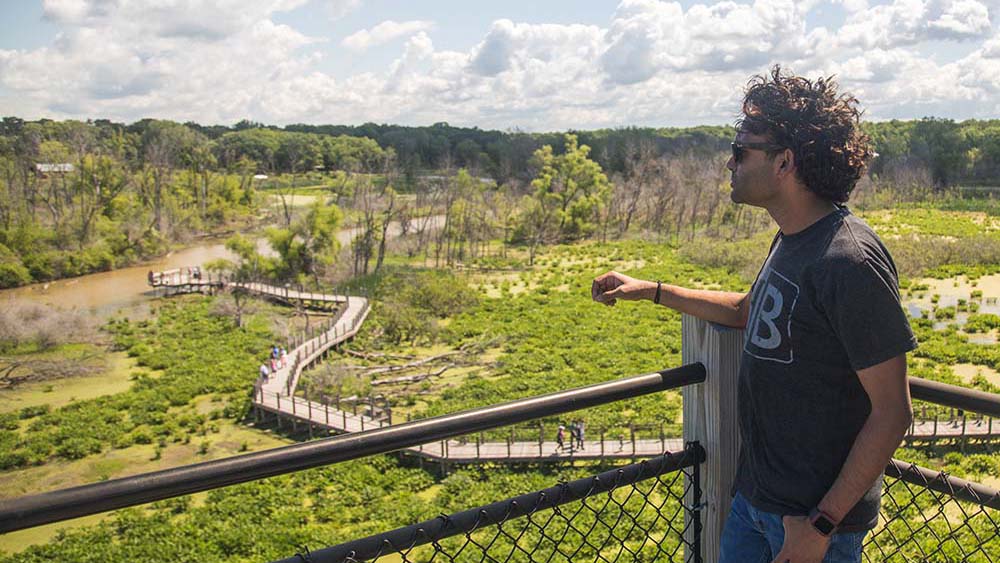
[371,364,454,386]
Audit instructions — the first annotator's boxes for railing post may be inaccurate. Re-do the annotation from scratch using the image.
[691,442,704,563]
[961,413,968,453]
[681,314,743,563]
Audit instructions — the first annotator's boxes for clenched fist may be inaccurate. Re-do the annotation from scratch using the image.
[591,271,655,307]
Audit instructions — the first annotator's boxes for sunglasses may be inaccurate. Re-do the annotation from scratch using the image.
[731,142,786,163]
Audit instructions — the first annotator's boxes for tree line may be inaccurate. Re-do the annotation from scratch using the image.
[6,114,997,185]
[3,114,999,289]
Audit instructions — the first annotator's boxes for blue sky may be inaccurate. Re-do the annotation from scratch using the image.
[1,0,999,130]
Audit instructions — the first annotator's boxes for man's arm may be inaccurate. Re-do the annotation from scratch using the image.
[773,353,912,563]
[591,271,750,328]
[818,353,913,520]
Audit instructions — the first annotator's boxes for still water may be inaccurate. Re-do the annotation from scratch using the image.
[0,215,442,316]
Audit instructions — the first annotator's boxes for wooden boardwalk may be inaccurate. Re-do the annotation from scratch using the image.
[153,270,1000,465]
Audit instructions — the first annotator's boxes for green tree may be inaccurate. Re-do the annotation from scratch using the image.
[204,234,269,328]
[909,118,967,187]
[519,134,610,263]
[265,200,342,284]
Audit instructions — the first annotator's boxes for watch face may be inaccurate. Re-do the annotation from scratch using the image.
[813,515,836,536]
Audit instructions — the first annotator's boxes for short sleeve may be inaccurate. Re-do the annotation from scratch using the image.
[823,258,918,371]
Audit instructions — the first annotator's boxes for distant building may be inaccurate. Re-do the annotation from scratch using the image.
[35,163,74,176]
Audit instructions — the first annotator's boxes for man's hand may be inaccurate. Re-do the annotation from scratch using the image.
[771,515,831,563]
[591,271,653,306]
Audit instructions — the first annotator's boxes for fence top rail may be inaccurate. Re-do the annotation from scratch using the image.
[908,376,1000,418]
[0,363,706,534]
[271,444,706,563]
[886,458,1000,510]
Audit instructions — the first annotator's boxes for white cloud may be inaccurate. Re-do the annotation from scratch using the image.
[600,0,821,84]
[3,0,1000,129]
[324,0,362,20]
[41,0,310,40]
[928,0,992,38]
[341,20,435,52]
[836,0,993,49]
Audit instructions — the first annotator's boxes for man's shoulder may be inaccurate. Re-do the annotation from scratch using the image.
[814,211,891,269]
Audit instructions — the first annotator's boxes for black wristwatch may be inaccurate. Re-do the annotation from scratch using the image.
[808,507,838,537]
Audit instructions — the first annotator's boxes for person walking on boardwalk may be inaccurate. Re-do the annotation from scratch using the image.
[259,362,270,382]
[567,421,578,452]
[280,346,288,368]
[592,66,916,563]
[556,425,566,452]
[576,419,586,450]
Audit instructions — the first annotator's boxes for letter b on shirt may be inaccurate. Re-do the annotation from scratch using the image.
[744,268,799,364]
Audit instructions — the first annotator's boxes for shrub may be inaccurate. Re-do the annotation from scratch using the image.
[18,404,51,419]
[0,413,18,431]
[934,306,956,320]
[963,314,1000,333]
[0,243,32,288]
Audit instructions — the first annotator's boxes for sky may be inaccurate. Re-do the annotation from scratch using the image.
[0,0,998,131]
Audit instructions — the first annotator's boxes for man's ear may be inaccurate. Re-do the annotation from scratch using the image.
[776,148,795,176]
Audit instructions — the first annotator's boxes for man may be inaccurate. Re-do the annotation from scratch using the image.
[591,66,916,563]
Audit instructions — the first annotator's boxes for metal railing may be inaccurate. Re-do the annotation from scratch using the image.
[0,363,706,534]
[869,459,1000,562]
[275,376,1000,563]
[274,445,706,563]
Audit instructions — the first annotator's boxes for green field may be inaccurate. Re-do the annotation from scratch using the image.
[3,203,1000,561]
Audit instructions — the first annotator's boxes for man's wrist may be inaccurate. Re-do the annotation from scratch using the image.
[808,507,840,537]
[635,280,653,301]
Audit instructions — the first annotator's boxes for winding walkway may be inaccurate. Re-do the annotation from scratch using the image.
[151,271,1000,464]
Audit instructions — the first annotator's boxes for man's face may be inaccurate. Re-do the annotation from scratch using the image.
[726,130,780,207]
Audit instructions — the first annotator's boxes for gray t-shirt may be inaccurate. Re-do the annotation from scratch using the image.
[734,206,918,532]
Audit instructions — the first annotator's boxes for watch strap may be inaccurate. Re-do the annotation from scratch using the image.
[808,507,838,537]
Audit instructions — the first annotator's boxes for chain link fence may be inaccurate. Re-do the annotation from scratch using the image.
[280,444,705,563]
[865,459,1000,562]
[280,448,1000,563]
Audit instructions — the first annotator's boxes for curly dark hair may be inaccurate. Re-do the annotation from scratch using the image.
[737,65,873,203]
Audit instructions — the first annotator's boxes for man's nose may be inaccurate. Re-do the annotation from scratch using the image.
[726,155,736,171]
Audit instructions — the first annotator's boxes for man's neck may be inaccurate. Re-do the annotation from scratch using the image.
[767,192,840,236]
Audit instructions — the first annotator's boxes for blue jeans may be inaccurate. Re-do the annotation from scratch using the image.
[719,493,867,563]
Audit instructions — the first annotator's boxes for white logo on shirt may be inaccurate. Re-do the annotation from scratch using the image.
[744,268,799,364]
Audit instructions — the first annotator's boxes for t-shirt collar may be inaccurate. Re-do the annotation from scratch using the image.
[780,204,849,242]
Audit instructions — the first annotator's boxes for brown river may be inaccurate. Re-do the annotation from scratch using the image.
[0,214,443,316]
